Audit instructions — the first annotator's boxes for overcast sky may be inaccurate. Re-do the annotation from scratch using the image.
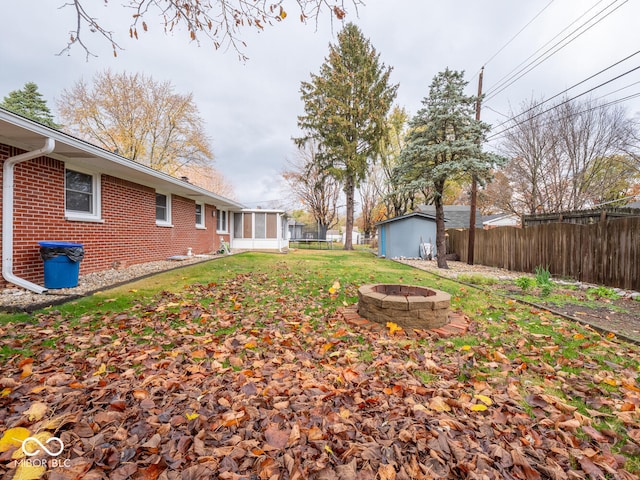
[2,1,639,208]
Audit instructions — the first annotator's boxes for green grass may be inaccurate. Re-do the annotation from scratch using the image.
[0,250,638,474]
[457,273,499,286]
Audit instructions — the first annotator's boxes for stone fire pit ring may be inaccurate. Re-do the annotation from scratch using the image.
[357,284,451,330]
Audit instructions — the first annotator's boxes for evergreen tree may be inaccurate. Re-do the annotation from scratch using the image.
[297,22,397,249]
[1,82,59,128]
[398,69,504,268]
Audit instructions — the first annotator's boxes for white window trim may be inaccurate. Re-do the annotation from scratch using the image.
[156,192,173,227]
[216,209,229,233]
[64,166,102,222]
[195,202,206,229]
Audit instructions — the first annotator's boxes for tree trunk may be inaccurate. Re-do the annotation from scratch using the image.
[434,186,448,269]
[318,223,328,240]
[344,175,355,250]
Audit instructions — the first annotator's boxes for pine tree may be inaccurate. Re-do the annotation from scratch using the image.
[398,69,504,268]
[1,82,59,128]
[297,22,397,249]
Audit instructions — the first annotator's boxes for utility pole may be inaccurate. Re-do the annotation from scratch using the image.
[468,66,484,265]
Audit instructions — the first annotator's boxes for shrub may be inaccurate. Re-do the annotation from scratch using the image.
[534,265,552,286]
[515,276,536,292]
[586,286,619,300]
[540,283,553,297]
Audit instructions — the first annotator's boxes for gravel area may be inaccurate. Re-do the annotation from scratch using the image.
[395,258,529,281]
[0,255,221,312]
[396,258,640,300]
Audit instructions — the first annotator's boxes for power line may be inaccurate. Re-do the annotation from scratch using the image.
[489,49,640,133]
[594,79,640,100]
[484,106,510,118]
[486,64,640,141]
[481,0,556,70]
[483,0,611,98]
[487,90,640,144]
[484,0,628,102]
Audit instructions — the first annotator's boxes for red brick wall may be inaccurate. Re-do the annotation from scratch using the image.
[1,144,222,289]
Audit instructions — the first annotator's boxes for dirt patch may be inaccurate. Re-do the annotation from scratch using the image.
[502,283,640,343]
[398,259,640,343]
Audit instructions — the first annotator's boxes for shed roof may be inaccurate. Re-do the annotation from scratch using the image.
[417,204,483,229]
[0,107,244,210]
[375,212,438,226]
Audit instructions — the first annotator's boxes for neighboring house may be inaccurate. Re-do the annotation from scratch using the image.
[0,108,287,293]
[376,212,438,259]
[483,213,520,229]
[342,228,362,246]
[417,204,483,229]
[287,220,305,240]
[326,230,342,242]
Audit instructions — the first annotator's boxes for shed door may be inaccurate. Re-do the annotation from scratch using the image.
[380,226,386,257]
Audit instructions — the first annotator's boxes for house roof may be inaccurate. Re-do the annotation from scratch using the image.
[0,107,244,210]
[483,213,520,225]
[375,212,438,226]
[417,204,483,229]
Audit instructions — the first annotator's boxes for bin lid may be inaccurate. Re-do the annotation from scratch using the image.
[38,241,83,248]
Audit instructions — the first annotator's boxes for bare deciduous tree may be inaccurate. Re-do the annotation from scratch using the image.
[497,96,638,214]
[477,170,515,215]
[499,98,554,214]
[58,70,214,176]
[552,98,636,210]
[357,166,383,241]
[282,140,340,239]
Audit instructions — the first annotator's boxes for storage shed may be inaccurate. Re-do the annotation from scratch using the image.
[376,212,438,259]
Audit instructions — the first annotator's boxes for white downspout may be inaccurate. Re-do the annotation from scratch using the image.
[3,138,55,293]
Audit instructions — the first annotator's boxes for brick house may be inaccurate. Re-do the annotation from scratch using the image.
[0,108,287,293]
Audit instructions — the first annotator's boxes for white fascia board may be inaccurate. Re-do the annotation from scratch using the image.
[0,109,245,210]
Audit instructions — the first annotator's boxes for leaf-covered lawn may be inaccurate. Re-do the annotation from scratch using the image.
[1,251,639,479]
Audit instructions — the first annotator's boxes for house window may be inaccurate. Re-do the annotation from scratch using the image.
[195,203,205,228]
[216,209,228,232]
[233,213,243,239]
[65,168,101,221]
[156,193,172,226]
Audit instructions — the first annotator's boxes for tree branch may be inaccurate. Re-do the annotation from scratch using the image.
[58,0,363,60]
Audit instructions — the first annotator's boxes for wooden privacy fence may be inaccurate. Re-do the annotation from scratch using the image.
[447,217,640,291]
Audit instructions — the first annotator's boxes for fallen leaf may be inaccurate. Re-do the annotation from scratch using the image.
[0,427,31,452]
[23,402,48,422]
[265,424,290,449]
[13,461,46,480]
[470,404,488,412]
[386,322,402,335]
[429,396,451,412]
[474,394,493,406]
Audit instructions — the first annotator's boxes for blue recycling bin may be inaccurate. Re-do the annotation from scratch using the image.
[38,241,84,289]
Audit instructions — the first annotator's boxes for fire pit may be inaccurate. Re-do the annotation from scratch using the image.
[357,284,451,330]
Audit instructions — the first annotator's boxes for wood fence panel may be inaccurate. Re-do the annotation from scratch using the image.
[447,217,640,290]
